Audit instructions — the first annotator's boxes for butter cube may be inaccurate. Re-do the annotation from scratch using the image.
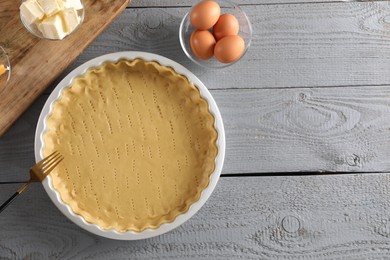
[20,0,45,25]
[61,8,80,33]
[0,64,6,76]
[40,0,62,16]
[38,14,68,39]
[55,0,65,9]
[63,0,83,10]
[37,0,68,11]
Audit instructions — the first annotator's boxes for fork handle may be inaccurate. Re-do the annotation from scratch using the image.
[0,181,30,214]
[0,192,19,214]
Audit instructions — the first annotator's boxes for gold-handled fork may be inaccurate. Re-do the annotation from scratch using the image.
[0,151,63,214]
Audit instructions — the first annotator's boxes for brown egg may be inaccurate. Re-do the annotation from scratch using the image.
[213,14,239,41]
[190,30,216,60]
[214,35,245,63]
[190,1,221,30]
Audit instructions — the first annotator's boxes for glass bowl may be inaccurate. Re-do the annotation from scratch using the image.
[0,46,11,94]
[179,0,252,69]
[20,0,85,41]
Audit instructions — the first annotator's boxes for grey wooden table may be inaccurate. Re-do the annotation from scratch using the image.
[2,0,390,259]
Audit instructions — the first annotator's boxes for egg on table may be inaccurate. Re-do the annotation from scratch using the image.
[190,0,221,30]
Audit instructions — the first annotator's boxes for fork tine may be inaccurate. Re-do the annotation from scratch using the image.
[36,151,59,167]
[41,154,63,172]
[43,157,64,175]
[41,152,62,170]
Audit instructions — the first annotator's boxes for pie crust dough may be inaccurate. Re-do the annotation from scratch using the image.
[43,59,218,232]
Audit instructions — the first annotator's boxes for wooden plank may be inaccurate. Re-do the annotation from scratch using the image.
[48,2,390,95]
[2,85,390,182]
[0,0,130,137]
[0,95,45,183]
[216,86,390,174]
[129,0,260,6]
[129,0,364,7]
[2,174,390,258]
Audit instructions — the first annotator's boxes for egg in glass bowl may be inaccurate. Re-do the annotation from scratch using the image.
[179,0,252,69]
[20,0,85,40]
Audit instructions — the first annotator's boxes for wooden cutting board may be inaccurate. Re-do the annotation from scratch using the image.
[0,0,130,137]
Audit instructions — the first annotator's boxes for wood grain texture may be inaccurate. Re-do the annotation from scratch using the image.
[2,85,390,182]
[46,1,390,96]
[217,86,390,174]
[129,0,260,6]
[0,96,45,183]
[2,175,390,259]
[128,0,359,7]
[0,0,130,137]
[1,1,390,259]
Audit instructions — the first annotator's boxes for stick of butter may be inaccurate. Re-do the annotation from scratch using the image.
[20,0,45,24]
[0,65,6,77]
[38,14,68,40]
[39,0,62,16]
[21,0,83,40]
[63,0,83,10]
[61,8,80,33]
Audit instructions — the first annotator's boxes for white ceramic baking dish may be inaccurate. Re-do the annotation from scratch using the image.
[34,52,225,240]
